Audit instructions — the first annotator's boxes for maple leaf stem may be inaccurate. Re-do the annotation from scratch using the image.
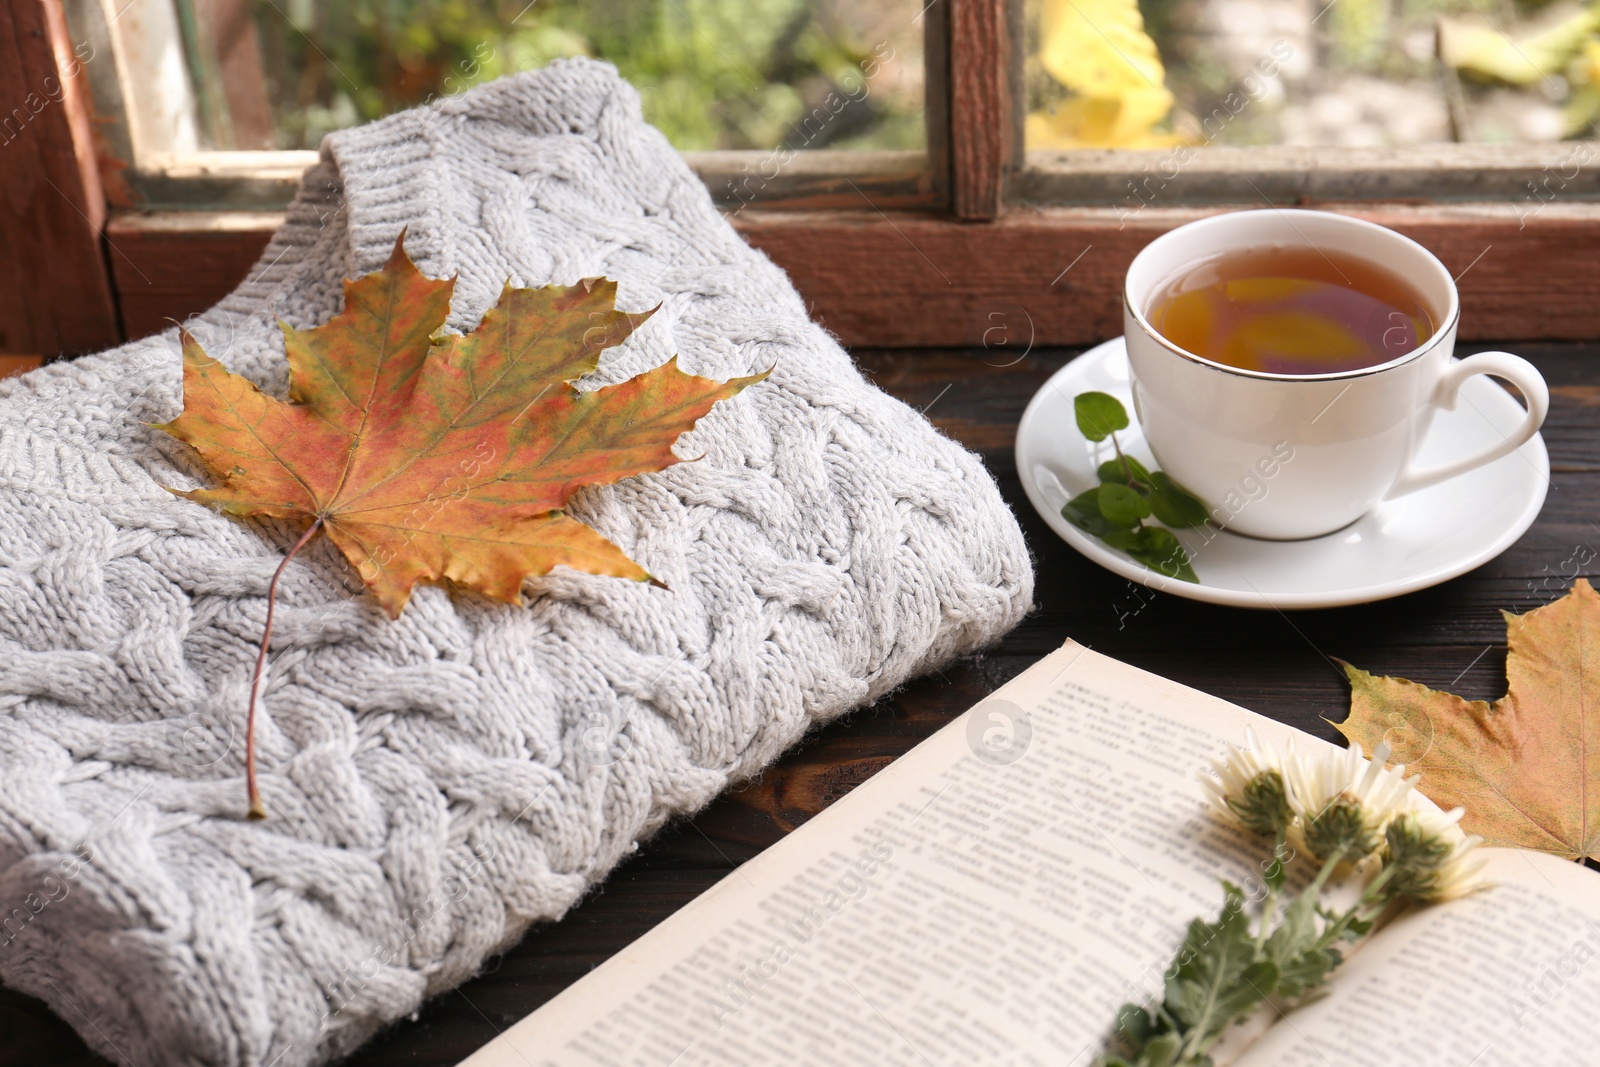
[245,517,324,820]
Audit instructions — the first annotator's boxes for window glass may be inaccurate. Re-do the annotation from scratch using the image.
[1024,0,1600,147]
[172,0,924,152]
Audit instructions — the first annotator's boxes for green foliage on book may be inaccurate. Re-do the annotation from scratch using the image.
[1102,870,1368,1066]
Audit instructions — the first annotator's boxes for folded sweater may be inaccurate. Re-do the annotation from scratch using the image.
[0,58,1032,1067]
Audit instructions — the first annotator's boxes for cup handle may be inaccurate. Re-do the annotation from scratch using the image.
[1385,351,1549,499]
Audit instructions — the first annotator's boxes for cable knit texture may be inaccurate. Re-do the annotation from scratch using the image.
[0,60,1032,1066]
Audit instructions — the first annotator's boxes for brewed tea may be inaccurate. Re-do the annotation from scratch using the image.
[1146,245,1438,375]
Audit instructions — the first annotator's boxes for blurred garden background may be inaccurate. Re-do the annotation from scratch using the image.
[173,0,1600,152]
[182,0,926,150]
[1025,0,1600,146]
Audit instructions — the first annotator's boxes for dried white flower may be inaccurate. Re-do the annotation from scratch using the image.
[1286,742,1416,861]
[1200,729,1293,836]
[1384,806,1488,902]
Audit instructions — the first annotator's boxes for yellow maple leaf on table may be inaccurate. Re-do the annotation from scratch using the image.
[1029,0,1185,148]
[1334,579,1600,861]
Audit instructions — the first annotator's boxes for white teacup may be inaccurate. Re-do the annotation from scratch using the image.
[1123,209,1549,540]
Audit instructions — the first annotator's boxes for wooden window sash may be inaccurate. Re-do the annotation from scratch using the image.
[949,0,1017,219]
[118,148,941,212]
[0,0,120,357]
[66,0,1600,216]
[1022,144,1600,206]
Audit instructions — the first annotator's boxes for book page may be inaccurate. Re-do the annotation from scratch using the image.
[1237,847,1600,1066]
[462,642,1350,1067]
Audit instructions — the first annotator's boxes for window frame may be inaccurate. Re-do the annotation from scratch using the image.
[5,0,1600,360]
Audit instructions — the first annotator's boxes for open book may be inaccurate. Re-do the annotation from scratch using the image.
[461,642,1600,1066]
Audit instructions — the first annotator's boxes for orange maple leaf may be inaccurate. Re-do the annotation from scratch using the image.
[1334,579,1600,860]
[158,232,766,816]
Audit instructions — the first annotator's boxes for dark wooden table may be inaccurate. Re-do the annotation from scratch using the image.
[4,341,1596,1066]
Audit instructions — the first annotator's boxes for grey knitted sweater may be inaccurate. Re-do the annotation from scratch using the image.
[0,60,1032,1066]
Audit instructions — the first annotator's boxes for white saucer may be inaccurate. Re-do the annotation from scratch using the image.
[1015,337,1550,609]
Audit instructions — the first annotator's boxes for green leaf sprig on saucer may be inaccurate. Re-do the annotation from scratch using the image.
[1063,392,1207,583]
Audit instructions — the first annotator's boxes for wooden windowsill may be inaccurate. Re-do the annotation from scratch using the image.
[105,202,1600,348]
